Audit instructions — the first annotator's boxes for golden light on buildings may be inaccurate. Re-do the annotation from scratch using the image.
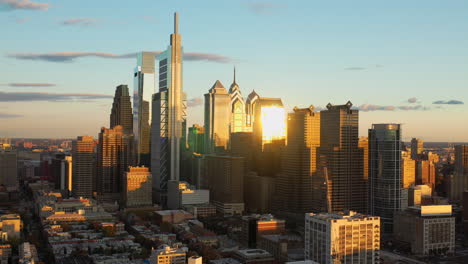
[260,106,286,144]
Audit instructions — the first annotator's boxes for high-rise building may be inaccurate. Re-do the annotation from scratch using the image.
[416,159,436,190]
[275,106,321,214]
[402,151,416,188]
[245,90,260,131]
[204,154,245,215]
[241,214,286,248]
[230,132,254,170]
[244,172,275,213]
[252,98,286,151]
[152,13,187,203]
[110,84,133,133]
[96,126,133,202]
[229,68,246,133]
[368,124,403,233]
[411,138,424,160]
[123,166,152,208]
[0,148,17,188]
[394,205,455,256]
[134,52,155,166]
[71,136,96,198]
[204,80,231,153]
[316,102,366,213]
[305,211,380,264]
[358,137,369,181]
[452,145,468,201]
[50,153,72,192]
[187,124,204,154]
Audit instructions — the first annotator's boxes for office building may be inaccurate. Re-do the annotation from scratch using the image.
[408,185,432,206]
[96,126,133,202]
[402,151,416,188]
[167,181,209,209]
[276,106,321,214]
[204,80,231,153]
[394,205,455,256]
[316,102,366,213]
[230,132,253,170]
[358,137,369,181]
[451,145,468,201]
[110,84,133,133]
[0,148,17,188]
[152,13,187,202]
[411,138,424,160]
[416,159,436,189]
[229,68,246,133]
[204,154,245,215]
[244,172,275,213]
[241,214,285,248]
[188,124,204,154]
[368,124,403,233]
[134,52,155,166]
[123,166,152,208]
[71,136,96,198]
[245,90,260,132]
[50,153,72,192]
[252,98,286,151]
[305,211,380,264]
[150,245,186,264]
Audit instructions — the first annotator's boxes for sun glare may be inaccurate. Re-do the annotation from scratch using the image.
[261,106,286,145]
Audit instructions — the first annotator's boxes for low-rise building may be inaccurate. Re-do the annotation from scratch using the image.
[0,214,22,242]
[154,210,193,225]
[167,181,209,210]
[394,205,455,256]
[19,242,39,264]
[150,245,187,264]
[232,249,276,264]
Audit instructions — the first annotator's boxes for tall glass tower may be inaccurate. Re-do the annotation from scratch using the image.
[368,123,403,233]
[152,13,187,202]
[133,52,155,166]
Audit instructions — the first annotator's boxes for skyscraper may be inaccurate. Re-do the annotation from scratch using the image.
[133,52,154,167]
[187,124,204,154]
[411,138,424,160]
[317,102,366,213]
[252,98,286,151]
[452,145,468,201]
[229,68,246,133]
[0,148,17,188]
[152,13,187,202]
[96,126,133,203]
[275,106,321,214]
[110,84,133,133]
[72,136,96,198]
[204,80,231,153]
[368,124,403,233]
[402,151,416,188]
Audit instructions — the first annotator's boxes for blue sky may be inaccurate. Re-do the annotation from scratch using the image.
[1,0,467,141]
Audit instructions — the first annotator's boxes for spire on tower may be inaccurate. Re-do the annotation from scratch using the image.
[233,66,236,84]
[174,12,179,34]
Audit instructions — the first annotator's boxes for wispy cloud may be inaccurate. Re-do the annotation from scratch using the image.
[0,91,112,102]
[0,112,23,118]
[245,1,284,15]
[187,97,203,107]
[2,82,56,87]
[407,97,417,103]
[358,104,395,112]
[0,0,49,11]
[7,51,234,63]
[344,67,366,71]
[433,100,464,105]
[61,18,97,27]
[357,104,431,112]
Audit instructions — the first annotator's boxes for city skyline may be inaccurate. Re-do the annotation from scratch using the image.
[1,0,468,141]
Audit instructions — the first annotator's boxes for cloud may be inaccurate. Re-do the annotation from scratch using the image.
[3,82,56,87]
[0,91,112,102]
[344,67,366,71]
[0,112,23,118]
[358,104,395,112]
[432,100,464,105]
[61,18,97,27]
[407,97,417,103]
[398,105,430,111]
[7,51,234,63]
[0,0,49,11]
[245,1,284,15]
[187,97,203,107]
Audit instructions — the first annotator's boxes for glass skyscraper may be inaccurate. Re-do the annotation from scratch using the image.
[368,123,403,233]
[152,13,187,203]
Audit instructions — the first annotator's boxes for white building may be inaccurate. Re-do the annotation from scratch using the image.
[150,245,187,264]
[305,211,380,264]
[167,181,209,209]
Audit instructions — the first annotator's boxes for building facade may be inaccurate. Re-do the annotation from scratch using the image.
[305,211,380,264]
[368,123,403,233]
[0,148,17,188]
[276,106,321,214]
[316,102,366,213]
[110,84,133,133]
[71,136,96,198]
[451,145,468,201]
[204,80,231,153]
[123,166,152,208]
[411,138,424,160]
